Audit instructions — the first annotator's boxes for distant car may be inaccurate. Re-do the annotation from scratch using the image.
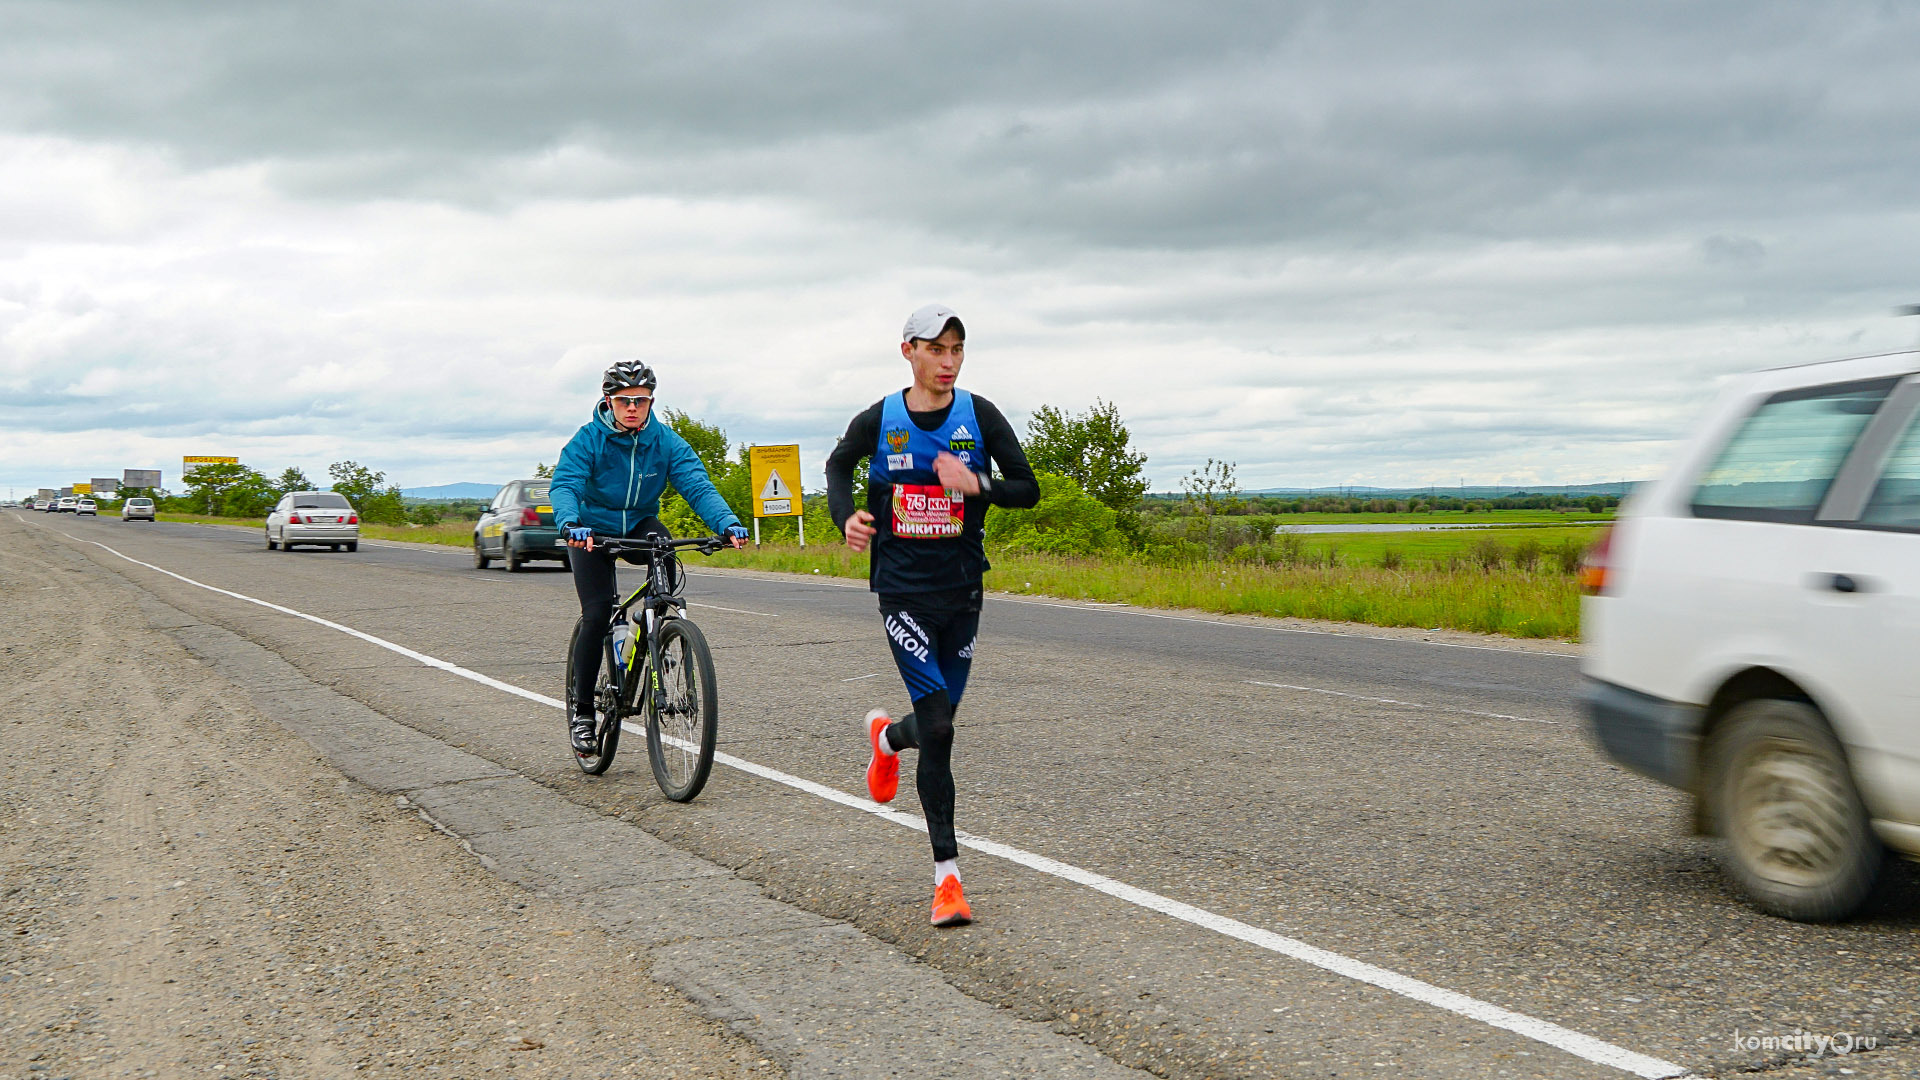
[55,496,78,513]
[265,491,359,552]
[121,498,156,522]
[76,498,96,516]
[1584,348,1920,921]
[473,479,562,572]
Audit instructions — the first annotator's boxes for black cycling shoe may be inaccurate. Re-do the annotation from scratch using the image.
[569,713,600,755]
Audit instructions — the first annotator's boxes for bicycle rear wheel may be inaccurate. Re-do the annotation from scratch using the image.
[645,618,718,802]
[567,617,625,776]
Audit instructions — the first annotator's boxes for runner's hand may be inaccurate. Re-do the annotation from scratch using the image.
[933,452,981,495]
[843,510,876,553]
[727,525,750,549]
[566,526,595,551]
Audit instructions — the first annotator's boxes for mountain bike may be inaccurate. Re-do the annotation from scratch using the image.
[562,534,725,801]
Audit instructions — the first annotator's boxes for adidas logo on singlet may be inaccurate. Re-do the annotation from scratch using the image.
[951,424,972,439]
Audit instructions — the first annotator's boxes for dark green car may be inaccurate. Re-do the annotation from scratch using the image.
[473,480,563,572]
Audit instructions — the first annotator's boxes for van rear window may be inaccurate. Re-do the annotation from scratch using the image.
[294,493,352,509]
[1691,379,1894,523]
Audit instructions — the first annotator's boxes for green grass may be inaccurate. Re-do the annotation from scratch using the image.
[704,530,1592,640]
[1201,508,1611,526]
[151,513,1593,640]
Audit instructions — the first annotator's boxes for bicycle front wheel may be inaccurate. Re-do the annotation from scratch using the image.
[645,618,718,802]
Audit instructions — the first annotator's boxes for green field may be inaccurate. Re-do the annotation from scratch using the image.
[146,513,1597,640]
[702,525,1598,640]
[1258,509,1611,526]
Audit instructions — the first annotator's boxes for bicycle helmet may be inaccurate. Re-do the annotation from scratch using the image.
[601,360,658,396]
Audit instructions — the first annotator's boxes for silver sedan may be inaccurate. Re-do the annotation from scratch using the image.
[265,491,360,552]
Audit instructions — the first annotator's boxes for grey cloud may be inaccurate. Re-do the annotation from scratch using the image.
[6,2,1919,253]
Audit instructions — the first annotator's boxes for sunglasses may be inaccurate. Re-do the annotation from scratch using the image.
[609,393,654,409]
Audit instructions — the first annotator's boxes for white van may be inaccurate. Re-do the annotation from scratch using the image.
[1584,349,1920,921]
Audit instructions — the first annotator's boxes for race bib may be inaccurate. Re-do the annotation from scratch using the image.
[890,483,965,539]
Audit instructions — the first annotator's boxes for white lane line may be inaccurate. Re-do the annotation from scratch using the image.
[1245,680,1560,726]
[688,602,780,618]
[839,672,882,682]
[66,531,1691,1080]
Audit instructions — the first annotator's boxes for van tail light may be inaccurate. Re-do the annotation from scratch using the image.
[521,507,539,526]
[1578,526,1614,594]
[347,514,358,525]
[288,512,304,525]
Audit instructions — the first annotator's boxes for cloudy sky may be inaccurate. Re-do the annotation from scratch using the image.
[4,1,1919,497]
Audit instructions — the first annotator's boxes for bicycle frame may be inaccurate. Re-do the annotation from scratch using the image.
[570,535,725,715]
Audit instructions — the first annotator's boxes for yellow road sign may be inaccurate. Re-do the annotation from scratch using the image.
[73,483,92,495]
[748,444,803,518]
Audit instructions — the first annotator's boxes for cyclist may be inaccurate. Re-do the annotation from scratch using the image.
[552,360,749,754]
[826,304,1038,927]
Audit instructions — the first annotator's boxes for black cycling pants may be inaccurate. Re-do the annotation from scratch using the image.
[880,605,979,863]
[568,517,668,715]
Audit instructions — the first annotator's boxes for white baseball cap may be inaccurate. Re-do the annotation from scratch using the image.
[902,303,965,343]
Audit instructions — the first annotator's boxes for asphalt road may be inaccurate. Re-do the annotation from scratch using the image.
[18,510,1920,1079]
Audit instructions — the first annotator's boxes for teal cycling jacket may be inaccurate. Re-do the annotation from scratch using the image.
[549,403,742,538]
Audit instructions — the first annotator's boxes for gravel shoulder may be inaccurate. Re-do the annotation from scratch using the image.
[0,529,765,1078]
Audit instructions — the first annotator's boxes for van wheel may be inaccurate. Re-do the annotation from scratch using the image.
[345,542,358,552]
[1703,698,1886,921]
[474,539,490,569]
[505,546,523,573]
[266,530,277,551]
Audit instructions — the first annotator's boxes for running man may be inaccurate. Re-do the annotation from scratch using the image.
[826,304,1038,926]
[551,360,749,755]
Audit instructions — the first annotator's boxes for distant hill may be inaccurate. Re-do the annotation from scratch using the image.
[401,482,502,501]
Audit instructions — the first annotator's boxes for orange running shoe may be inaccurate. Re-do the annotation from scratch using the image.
[931,874,971,927]
[864,708,898,803]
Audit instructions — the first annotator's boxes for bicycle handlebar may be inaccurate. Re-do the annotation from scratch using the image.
[554,534,728,556]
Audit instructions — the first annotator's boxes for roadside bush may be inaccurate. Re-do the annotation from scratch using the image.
[1470,537,1506,571]
[1273,528,1306,566]
[1379,547,1404,570]
[985,472,1121,557]
[1511,537,1542,572]
[1551,536,1586,575]
[408,503,443,526]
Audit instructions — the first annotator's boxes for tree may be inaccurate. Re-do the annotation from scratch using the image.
[1024,400,1150,520]
[985,472,1121,556]
[533,462,554,479]
[276,466,312,494]
[327,461,385,506]
[658,409,750,535]
[327,460,406,524]
[1180,458,1241,529]
[182,462,276,517]
[662,408,731,477]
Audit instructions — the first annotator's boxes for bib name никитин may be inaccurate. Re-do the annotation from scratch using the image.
[869,389,982,542]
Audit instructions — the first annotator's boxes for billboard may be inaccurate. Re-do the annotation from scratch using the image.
[90,477,119,493]
[60,486,73,497]
[74,483,92,495]
[183,455,239,476]
[123,469,161,488]
[37,488,56,502]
